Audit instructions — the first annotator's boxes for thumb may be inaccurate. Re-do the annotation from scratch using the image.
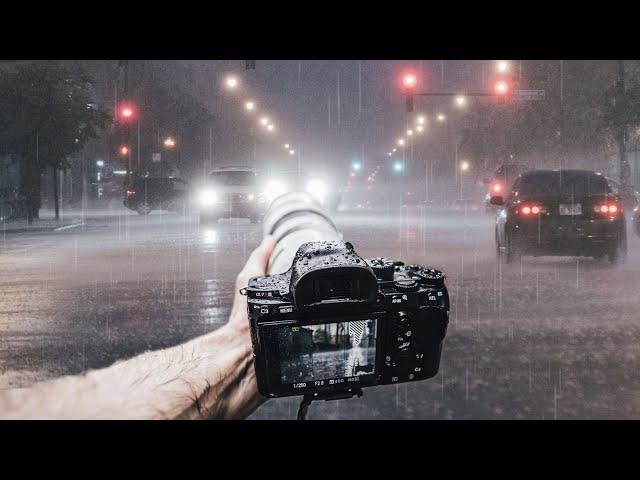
[235,235,276,292]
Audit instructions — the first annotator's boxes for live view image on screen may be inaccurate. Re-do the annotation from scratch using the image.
[276,319,377,384]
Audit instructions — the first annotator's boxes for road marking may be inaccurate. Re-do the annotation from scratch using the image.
[54,223,84,232]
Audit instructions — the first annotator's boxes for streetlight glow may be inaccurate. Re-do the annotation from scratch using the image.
[437,113,446,122]
[284,143,290,149]
[397,138,405,146]
[244,100,255,111]
[416,115,425,125]
[416,125,424,133]
[225,75,239,90]
[260,116,270,126]
[497,61,509,73]
[352,161,362,171]
[460,160,470,171]
[407,129,413,136]
[289,149,295,155]
[163,137,176,148]
[393,161,404,173]
[266,124,275,132]
[455,95,466,107]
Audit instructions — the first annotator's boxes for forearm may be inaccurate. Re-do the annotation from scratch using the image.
[0,325,261,420]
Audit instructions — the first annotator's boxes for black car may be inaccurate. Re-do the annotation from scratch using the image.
[492,170,627,264]
[123,177,189,215]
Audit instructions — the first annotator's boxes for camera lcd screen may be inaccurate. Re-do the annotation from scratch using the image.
[274,319,377,388]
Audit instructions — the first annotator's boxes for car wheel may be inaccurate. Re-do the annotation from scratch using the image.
[137,203,152,215]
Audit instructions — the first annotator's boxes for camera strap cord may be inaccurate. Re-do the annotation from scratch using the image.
[296,389,363,420]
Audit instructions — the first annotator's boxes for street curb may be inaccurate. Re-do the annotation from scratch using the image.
[0,221,84,235]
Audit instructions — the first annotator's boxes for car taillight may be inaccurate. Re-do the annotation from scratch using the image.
[516,203,546,217]
[594,201,621,216]
[491,182,503,194]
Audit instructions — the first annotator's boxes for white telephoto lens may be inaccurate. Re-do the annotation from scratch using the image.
[263,192,342,274]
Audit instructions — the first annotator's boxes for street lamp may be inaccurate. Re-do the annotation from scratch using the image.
[416,124,424,133]
[460,160,470,172]
[416,115,426,125]
[455,95,466,107]
[266,123,275,132]
[393,161,404,173]
[289,149,295,155]
[397,138,405,146]
[352,161,362,171]
[436,113,446,122]
[497,61,509,73]
[260,116,270,126]
[163,137,176,149]
[284,143,290,149]
[225,75,239,90]
[244,100,255,111]
[407,129,413,136]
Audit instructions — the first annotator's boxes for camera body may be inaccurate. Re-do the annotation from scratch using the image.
[245,240,449,399]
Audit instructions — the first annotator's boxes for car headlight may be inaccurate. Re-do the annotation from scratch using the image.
[306,179,328,203]
[199,189,217,206]
[264,180,288,202]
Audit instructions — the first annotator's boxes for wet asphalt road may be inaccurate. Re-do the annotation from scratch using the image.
[2,206,640,419]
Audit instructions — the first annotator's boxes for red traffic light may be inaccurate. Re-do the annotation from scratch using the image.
[403,73,417,89]
[493,79,511,96]
[117,103,137,122]
[399,70,419,92]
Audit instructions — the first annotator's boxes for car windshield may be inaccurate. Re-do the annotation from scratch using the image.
[519,171,612,196]
[209,171,255,186]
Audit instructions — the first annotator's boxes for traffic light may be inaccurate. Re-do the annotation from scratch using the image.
[400,71,419,112]
[491,79,512,98]
[494,80,510,96]
[117,102,137,123]
[402,73,417,89]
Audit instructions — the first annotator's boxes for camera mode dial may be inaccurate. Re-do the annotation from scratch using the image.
[366,257,395,281]
[407,265,445,289]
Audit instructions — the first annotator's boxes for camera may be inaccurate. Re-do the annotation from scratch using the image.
[244,240,449,399]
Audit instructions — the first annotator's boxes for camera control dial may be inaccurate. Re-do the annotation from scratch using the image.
[365,257,395,281]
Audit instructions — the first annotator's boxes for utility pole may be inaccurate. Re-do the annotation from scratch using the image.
[617,60,630,190]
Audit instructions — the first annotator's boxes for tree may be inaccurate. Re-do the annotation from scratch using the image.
[0,62,110,222]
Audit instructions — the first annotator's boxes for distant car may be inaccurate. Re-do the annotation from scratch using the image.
[484,163,528,213]
[197,167,265,224]
[493,170,627,264]
[123,177,189,215]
